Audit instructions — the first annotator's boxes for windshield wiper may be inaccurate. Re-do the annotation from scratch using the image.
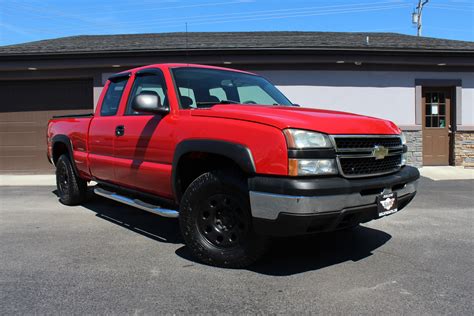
[196,100,240,106]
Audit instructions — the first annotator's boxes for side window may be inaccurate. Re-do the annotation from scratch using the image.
[126,72,168,115]
[209,87,227,101]
[100,78,128,116]
[237,85,277,105]
[178,87,196,108]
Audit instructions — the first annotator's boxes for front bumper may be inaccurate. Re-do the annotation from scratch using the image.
[249,166,419,236]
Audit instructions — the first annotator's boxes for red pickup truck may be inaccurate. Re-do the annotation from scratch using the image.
[47,63,419,267]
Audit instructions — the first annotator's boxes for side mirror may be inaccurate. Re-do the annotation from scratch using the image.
[132,91,169,114]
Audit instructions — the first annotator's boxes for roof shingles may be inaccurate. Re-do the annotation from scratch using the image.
[1,31,473,56]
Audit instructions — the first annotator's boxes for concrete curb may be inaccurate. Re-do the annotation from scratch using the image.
[1,166,472,186]
[0,175,56,186]
[419,166,474,181]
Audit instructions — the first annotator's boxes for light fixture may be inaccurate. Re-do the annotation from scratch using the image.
[112,64,121,68]
[437,63,446,66]
[223,61,232,65]
[354,61,362,66]
[27,67,37,71]
[336,61,345,64]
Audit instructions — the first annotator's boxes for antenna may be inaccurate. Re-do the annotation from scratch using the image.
[412,0,429,36]
[185,22,189,65]
[185,22,190,100]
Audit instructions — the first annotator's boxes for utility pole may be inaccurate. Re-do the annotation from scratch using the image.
[412,0,429,36]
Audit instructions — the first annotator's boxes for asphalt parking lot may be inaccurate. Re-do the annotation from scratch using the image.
[1,176,473,314]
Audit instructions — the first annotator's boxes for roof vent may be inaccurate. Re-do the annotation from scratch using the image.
[366,36,370,45]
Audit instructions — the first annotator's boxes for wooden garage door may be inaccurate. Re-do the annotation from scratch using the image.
[0,79,93,174]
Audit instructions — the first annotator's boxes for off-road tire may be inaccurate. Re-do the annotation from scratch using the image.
[179,170,268,268]
[56,154,87,205]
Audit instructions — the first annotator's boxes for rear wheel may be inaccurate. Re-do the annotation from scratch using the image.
[179,170,268,268]
[56,154,87,205]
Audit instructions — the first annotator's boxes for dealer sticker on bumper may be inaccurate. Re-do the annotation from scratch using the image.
[377,192,398,217]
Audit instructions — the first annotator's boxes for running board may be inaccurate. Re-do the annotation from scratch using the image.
[94,187,179,218]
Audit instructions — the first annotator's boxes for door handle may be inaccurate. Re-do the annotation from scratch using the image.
[115,125,125,137]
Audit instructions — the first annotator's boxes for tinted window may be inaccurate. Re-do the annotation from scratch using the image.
[100,78,128,116]
[237,85,278,105]
[126,72,168,115]
[178,87,196,108]
[172,67,292,109]
[209,87,227,102]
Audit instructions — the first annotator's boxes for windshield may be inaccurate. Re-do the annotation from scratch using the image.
[171,67,293,109]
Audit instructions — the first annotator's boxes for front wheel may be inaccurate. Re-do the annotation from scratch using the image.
[56,154,87,205]
[179,170,268,268]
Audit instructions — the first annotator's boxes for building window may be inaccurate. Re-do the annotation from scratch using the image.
[425,92,447,128]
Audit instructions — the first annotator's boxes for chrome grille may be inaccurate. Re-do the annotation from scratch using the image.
[332,135,403,178]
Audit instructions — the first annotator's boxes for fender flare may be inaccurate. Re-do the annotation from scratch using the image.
[51,134,80,175]
[171,139,256,201]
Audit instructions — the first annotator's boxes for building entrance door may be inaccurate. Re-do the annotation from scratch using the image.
[422,88,451,165]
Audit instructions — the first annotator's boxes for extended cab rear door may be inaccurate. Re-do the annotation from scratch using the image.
[88,74,130,182]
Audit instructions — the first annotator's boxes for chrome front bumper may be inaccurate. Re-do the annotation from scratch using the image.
[249,180,418,220]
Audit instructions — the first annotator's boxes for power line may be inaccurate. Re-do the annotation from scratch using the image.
[1,2,411,37]
[166,4,410,28]
[80,3,410,32]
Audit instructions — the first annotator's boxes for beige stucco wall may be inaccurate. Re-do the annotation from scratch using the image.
[257,70,474,128]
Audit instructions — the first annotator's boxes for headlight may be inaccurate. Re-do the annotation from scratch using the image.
[289,158,338,176]
[283,129,332,149]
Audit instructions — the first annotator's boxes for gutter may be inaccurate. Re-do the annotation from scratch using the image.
[1,47,474,59]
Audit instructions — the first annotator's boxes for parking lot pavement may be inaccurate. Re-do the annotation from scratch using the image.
[1,177,473,314]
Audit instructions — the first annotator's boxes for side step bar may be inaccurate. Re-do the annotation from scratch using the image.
[94,187,179,218]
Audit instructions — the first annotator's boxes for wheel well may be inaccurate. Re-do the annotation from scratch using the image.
[175,152,246,202]
[52,142,69,164]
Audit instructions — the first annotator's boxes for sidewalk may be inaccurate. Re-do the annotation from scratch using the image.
[0,166,472,186]
[419,166,474,181]
[0,175,56,186]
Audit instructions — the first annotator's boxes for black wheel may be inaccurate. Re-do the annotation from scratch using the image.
[56,154,87,205]
[179,170,268,268]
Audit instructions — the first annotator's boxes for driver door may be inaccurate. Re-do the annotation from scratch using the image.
[113,69,173,198]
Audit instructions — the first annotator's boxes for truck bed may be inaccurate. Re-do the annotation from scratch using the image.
[47,115,94,178]
[52,113,93,119]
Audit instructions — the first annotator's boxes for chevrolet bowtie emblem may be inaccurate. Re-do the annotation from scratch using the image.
[372,145,389,160]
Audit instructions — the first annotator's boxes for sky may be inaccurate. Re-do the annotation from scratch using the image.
[0,0,473,46]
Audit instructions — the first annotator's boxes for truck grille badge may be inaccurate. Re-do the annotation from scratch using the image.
[372,145,389,160]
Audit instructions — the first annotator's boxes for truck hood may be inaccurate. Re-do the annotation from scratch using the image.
[191,104,400,135]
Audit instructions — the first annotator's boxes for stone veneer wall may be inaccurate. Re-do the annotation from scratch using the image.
[454,131,474,167]
[403,130,423,168]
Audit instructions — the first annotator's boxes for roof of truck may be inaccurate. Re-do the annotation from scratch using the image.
[128,63,256,75]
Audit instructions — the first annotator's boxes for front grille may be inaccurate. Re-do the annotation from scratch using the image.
[333,135,403,178]
[339,155,401,176]
[334,137,401,150]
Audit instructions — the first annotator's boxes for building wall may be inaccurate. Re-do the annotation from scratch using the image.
[258,70,474,127]
[455,132,474,167]
[2,67,472,169]
[257,69,474,167]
